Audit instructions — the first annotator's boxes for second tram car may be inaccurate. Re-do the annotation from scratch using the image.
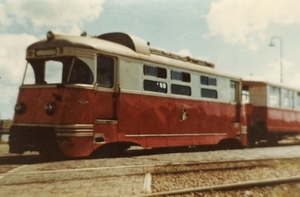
[8,31,300,158]
[242,76,300,145]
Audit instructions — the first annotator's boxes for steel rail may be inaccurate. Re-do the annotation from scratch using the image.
[1,156,298,176]
[134,176,300,197]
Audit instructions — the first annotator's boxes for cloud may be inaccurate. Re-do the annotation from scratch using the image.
[178,48,192,57]
[1,0,105,34]
[260,58,293,84]
[205,0,300,50]
[0,34,38,118]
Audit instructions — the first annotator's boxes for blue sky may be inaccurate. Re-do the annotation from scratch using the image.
[1,0,300,119]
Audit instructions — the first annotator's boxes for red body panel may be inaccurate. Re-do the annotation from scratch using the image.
[14,87,115,124]
[252,106,300,133]
[13,87,242,157]
[117,93,240,148]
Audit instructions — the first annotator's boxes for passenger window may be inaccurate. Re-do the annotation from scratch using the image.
[242,86,249,104]
[269,86,280,107]
[171,71,190,82]
[171,84,191,96]
[144,80,167,93]
[230,81,238,102]
[201,88,217,99]
[282,89,293,109]
[144,66,156,76]
[171,71,181,80]
[97,56,114,88]
[297,92,300,109]
[144,65,167,79]
[201,76,217,86]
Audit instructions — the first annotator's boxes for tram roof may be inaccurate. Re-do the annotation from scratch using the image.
[27,31,241,80]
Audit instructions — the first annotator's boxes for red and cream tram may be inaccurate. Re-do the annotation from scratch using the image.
[9,31,299,158]
[242,76,300,145]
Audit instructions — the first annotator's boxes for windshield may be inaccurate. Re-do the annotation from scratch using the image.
[23,57,94,85]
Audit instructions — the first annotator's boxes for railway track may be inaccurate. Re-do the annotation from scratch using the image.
[1,144,300,196]
[1,157,300,186]
[135,176,300,197]
[133,158,300,197]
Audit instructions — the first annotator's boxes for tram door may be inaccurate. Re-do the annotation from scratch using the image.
[94,55,117,119]
[230,81,241,130]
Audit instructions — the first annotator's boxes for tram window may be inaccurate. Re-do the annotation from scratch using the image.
[201,76,217,86]
[144,66,156,76]
[171,71,191,82]
[69,59,93,84]
[23,63,35,84]
[97,56,114,88]
[297,92,300,109]
[230,81,239,102]
[282,89,293,109]
[171,71,181,80]
[242,86,249,104]
[269,86,280,107]
[209,78,217,86]
[144,65,167,79]
[144,80,167,93]
[201,88,217,99]
[26,57,93,85]
[157,67,167,78]
[45,61,63,84]
[201,76,208,85]
[171,84,191,96]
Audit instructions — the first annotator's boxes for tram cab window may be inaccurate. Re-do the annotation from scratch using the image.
[69,59,93,84]
[24,57,93,85]
[97,56,114,88]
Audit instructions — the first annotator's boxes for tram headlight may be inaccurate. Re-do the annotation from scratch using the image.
[44,102,56,115]
[47,31,55,41]
[14,103,26,114]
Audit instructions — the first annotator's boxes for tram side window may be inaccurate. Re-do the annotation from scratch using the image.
[269,86,280,107]
[242,86,250,104]
[97,56,114,88]
[201,76,217,86]
[230,81,239,102]
[297,92,300,109]
[171,71,190,82]
[200,75,218,99]
[144,80,167,93]
[171,84,191,96]
[282,89,293,109]
[144,65,167,79]
[201,88,217,99]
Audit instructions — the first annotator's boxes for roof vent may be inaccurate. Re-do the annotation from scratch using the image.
[97,32,150,55]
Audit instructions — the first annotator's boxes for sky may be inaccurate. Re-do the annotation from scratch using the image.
[1,0,300,119]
